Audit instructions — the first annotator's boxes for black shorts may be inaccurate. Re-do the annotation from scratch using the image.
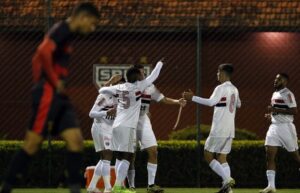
[29,82,79,137]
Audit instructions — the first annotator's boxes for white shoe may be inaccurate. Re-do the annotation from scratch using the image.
[87,187,102,193]
[217,177,235,193]
[104,189,112,193]
[259,187,276,193]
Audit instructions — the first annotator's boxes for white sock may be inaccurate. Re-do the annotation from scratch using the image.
[88,160,102,189]
[114,160,130,187]
[127,169,135,188]
[115,159,121,177]
[267,170,276,188]
[147,163,157,186]
[222,163,231,178]
[101,160,112,191]
[209,159,228,182]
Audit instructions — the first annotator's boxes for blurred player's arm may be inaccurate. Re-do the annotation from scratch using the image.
[99,85,118,95]
[159,97,187,107]
[89,95,108,118]
[152,85,186,107]
[237,93,241,108]
[34,37,63,91]
[139,60,163,91]
[183,87,222,107]
[103,74,123,87]
[268,106,297,115]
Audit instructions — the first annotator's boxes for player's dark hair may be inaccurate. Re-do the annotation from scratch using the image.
[133,64,144,69]
[72,3,100,18]
[219,63,234,77]
[279,73,289,81]
[126,67,141,83]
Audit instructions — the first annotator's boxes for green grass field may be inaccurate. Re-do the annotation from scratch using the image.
[10,188,300,193]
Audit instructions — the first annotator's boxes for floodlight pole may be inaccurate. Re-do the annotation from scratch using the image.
[196,16,202,188]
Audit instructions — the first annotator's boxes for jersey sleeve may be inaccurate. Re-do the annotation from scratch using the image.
[192,85,223,107]
[35,36,59,88]
[99,85,118,95]
[138,61,163,91]
[286,92,297,108]
[236,91,241,108]
[151,85,165,102]
[89,94,108,118]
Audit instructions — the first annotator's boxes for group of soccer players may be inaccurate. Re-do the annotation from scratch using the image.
[1,2,300,193]
[87,62,186,193]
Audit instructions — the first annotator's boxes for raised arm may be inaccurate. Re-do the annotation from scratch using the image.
[139,61,163,91]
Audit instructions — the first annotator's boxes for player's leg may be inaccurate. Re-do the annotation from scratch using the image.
[217,154,231,178]
[101,150,113,192]
[60,128,84,193]
[260,146,278,193]
[0,131,43,193]
[139,116,163,193]
[1,84,52,193]
[204,137,228,183]
[127,153,136,189]
[88,152,103,193]
[111,126,136,192]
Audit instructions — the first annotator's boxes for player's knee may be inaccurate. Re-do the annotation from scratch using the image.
[66,137,84,152]
[147,147,158,160]
[102,150,113,161]
[23,142,41,155]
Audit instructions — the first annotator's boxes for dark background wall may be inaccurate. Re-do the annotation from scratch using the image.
[1,30,299,140]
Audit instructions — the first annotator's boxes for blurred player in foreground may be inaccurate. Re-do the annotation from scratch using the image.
[124,64,186,193]
[99,61,164,193]
[0,3,99,193]
[260,73,300,193]
[87,75,125,193]
[183,64,241,193]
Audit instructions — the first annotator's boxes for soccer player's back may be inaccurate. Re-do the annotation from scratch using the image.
[183,63,241,193]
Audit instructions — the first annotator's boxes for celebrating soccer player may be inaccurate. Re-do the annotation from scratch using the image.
[0,3,99,193]
[260,73,300,193]
[99,60,164,193]
[183,64,241,193]
[124,64,186,193]
[87,75,125,193]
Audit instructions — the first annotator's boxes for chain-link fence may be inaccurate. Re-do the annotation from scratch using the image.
[1,0,300,142]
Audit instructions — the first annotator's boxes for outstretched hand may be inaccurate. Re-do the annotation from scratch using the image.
[182,89,194,101]
[178,98,187,107]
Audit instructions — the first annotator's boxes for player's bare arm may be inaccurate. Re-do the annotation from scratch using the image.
[160,97,187,107]
[103,74,123,87]
[106,107,117,119]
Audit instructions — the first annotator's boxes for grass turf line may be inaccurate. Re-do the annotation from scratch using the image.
[12,188,300,193]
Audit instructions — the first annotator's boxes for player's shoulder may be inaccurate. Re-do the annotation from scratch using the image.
[47,21,71,43]
[280,87,294,95]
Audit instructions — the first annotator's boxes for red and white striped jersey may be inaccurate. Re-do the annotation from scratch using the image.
[140,84,164,116]
[99,61,163,128]
[271,88,297,124]
[192,81,241,138]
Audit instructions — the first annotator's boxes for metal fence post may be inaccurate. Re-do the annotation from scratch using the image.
[46,0,53,187]
[196,16,202,188]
